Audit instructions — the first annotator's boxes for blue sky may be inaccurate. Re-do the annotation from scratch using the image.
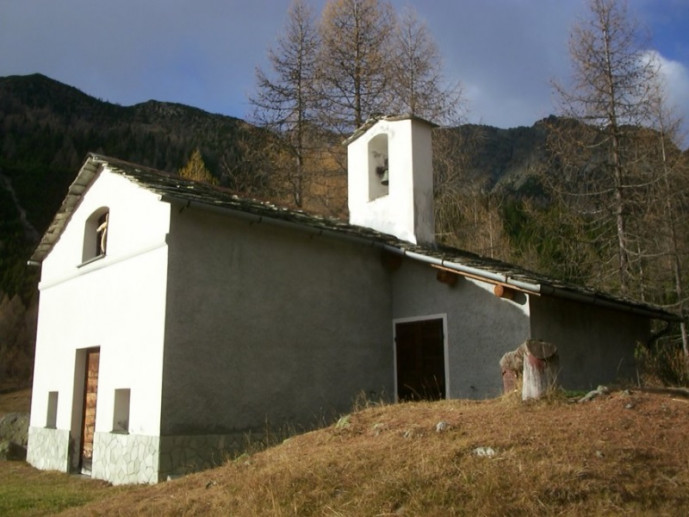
[1,0,688,144]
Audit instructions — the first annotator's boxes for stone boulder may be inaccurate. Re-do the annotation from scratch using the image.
[0,412,29,461]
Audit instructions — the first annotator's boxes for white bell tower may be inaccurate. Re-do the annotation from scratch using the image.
[346,115,435,245]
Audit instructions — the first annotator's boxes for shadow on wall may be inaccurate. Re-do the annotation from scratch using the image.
[391,259,532,399]
[529,295,646,389]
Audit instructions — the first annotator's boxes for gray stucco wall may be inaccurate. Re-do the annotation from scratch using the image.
[529,295,650,390]
[161,206,394,436]
[391,260,531,398]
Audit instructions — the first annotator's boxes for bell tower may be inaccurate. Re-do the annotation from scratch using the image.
[346,115,435,245]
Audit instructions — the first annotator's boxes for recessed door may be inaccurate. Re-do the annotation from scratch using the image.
[395,319,445,401]
[79,348,100,474]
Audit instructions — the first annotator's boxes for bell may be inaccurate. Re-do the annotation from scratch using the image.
[380,168,389,186]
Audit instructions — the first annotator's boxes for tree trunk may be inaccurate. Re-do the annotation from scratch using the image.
[522,340,558,400]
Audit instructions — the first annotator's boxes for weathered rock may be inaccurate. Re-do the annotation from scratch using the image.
[500,343,526,393]
[578,385,609,403]
[499,344,526,373]
[0,412,29,447]
[473,446,496,457]
[501,340,559,399]
[435,421,449,432]
[0,439,26,460]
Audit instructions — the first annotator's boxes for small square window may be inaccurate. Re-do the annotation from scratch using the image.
[112,388,130,433]
[46,391,58,428]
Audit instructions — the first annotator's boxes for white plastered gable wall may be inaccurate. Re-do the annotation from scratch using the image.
[347,116,435,245]
[28,166,171,482]
[39,168,171,281]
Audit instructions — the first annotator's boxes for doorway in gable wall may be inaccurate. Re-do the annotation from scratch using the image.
[76,347,100,475]
[394,316,447,401]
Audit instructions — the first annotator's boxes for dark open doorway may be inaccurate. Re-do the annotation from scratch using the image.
[395,318,446,401]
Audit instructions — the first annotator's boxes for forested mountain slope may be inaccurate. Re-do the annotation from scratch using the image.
[0,74,562,301]
[0,74,279,384]
[1,74,687,386]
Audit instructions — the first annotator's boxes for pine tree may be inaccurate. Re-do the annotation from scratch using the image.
[178,148,217,185]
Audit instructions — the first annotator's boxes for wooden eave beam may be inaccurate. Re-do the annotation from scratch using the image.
[430,264,540,296]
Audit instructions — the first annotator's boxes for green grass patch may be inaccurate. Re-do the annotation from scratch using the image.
[0,461,123,516]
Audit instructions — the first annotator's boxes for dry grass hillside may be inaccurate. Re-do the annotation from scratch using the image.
[0,387,31,415]
[33,389,687,516]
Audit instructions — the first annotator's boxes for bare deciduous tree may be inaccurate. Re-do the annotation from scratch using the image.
[249,0,466,220]
[391,6,462,125]
[317,0,396,133]
[250,0,320,207]
[219,130,277,197]
[433,127,508,259]
[551,0,658,295]
[641,75,689,358]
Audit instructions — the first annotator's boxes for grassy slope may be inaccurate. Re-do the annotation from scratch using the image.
[0,463,126,517]
[1,389,686,516]
[0,388,31,416]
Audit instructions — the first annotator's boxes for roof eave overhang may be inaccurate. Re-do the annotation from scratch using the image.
[29,154,106,264]
[161,194,394,250]
[343,113,438,146]
[165,197,680,322]
[382,245,680,323]
[29,154,680,324]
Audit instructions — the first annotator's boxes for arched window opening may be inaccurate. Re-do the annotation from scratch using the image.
[96,212,108,256]
[368,134,389,201]
[82,208,110,263]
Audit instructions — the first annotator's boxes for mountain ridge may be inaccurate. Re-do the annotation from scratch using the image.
[1,73,688,386]
[0,74,561,247]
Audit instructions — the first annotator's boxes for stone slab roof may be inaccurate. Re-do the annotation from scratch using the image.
[31,153,680,322]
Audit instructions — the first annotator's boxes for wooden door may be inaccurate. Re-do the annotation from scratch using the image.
[395,319,445,401]
[79,348,100,474]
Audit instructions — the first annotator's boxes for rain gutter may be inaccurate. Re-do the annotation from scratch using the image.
[167,196,678,322]
[382,246,680,322]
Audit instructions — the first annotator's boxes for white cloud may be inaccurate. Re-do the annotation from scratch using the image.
[656,53,689,115]
[640,50,689,145]
[0,0,686,144]
[409,1,584,128]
